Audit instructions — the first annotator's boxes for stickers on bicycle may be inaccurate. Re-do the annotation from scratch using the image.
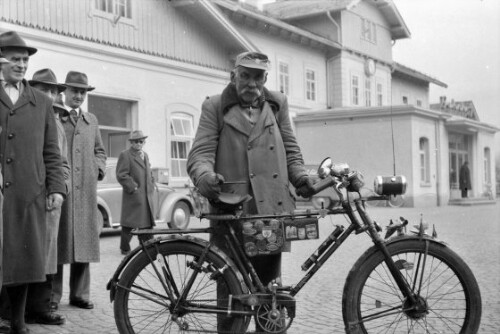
[283,217,319,241]
[240,219,285,256]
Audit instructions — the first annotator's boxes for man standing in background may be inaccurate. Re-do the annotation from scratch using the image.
[53,71,106,311]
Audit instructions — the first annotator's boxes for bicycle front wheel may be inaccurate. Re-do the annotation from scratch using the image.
[114,240,249,334]
[343,239,481,334]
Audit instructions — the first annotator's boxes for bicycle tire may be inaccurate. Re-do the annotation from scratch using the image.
[387,194,405,208]
[342,239,481,334]
[114,241,249,334]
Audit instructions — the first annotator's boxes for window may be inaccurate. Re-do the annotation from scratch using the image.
[376,83,383,106]
[365,78,371,107]
[351,75,359,105]
[95,0,132,19]
[416,99,422,107]
[305,69,316,101]
[88,95,134,158]
[170,114,194,178]
[361,18,377,43]
[484,147,491,183]
[278,61,290,96]
[419,137,430,184]
[402,96,408,105]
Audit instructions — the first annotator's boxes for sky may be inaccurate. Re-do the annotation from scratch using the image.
[391,0,500,130]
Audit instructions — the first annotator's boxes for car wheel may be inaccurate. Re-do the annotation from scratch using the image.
[167,201,190,229]
[98,210,104,234]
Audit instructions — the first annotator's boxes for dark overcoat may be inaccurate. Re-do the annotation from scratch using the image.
[58,109,106,264]
[116,148,155,228]
[459,164,471,191]
[0,80,66,285]
[187,84,308,216]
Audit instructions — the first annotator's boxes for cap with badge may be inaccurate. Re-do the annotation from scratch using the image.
[234,51,271,71]
[29,68,67,93]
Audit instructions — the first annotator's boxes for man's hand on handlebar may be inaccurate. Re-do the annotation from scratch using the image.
[196,172,225,200]
[295,175,317,198]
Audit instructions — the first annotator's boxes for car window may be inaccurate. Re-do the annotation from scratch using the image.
[100,165,118,184]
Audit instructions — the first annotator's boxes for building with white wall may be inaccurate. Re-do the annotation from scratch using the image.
[0,0,496,206]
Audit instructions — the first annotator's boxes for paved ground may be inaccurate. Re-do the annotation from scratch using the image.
[16,200,500,333]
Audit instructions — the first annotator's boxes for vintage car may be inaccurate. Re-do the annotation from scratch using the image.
[97,158,194,230]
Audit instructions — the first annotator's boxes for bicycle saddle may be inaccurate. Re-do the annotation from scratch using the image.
[210,192,252,211]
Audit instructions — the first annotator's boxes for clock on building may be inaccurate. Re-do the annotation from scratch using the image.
[365,58,376,76]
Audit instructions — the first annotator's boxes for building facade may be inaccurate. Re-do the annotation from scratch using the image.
[0,0,496,206]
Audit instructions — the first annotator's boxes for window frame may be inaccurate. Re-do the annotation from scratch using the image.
[361,18,377,44]
[365,77,372,107]
[305,67,317,102]
[278,60,290,96]
[92,0,135,27]
[376,82,383,106]
[484,147,491,184]
[169,113,194,179]
[351,74,359,106]
[419,137,431,185]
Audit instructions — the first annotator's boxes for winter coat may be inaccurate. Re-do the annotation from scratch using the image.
[116,148,155,228]
[58,108,106,264]
[187,84,308,215]
[45,111,71,274]
[0,80,66,285]
[459,164,471,191]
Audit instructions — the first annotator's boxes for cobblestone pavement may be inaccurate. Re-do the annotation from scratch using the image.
[20,200,499,333]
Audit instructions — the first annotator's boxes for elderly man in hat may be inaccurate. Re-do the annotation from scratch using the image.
[116,130,156,255]
[22,68,71,326]
[53,71,106,311]
[187,51,315,332]
[0,31,66,334]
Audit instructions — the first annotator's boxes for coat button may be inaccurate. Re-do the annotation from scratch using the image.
[6,158,12,164]
[250,173,255,178]
[76,149,80,153]
[7,133,14,139]
[277,201,283,205]
[273,173,278,178]
[5,182,11,188]
[247,145,252,150]
[9,111,15,116]
[269,145,274,150]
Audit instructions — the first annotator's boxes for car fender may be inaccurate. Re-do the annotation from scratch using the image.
[97,196,113,227]
[106,235,247,301]
[158,192,193,224]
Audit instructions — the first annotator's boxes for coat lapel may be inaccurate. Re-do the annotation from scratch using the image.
[224,105,252,137]
[248,102,275,144]
[131,149,146,169]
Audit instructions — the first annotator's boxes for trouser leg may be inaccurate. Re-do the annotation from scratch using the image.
[120,226,133,252]
[52,264,64,304]
[6,284,28,330]
[69,262,90,301]
[26,276,52,314]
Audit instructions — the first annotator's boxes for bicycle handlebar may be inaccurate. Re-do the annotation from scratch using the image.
[311,176,336,194]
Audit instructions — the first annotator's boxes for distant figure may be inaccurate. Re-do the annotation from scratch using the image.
[459,161,471,198]
[116,130,155,256]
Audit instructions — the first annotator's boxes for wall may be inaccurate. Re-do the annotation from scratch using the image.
[391,76,430,108]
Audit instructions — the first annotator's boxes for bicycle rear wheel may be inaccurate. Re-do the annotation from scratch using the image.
[343,239,481,333]
[114,240,249,334]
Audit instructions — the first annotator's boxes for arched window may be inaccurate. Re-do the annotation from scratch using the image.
[419,137,430,184]
[170,113,194,178]
[484,147,491,183]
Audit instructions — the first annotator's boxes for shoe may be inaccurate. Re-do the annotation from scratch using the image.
[69,298,94,309]
[26,311,65,325]
[121,249,130,255]
[49,302,58,311]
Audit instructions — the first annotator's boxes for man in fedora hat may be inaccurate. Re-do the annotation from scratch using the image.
[22,68,71,326]
[187,51,315,332]
[53,71,106,311]
[116,130,156,255]
[0,31,66,334]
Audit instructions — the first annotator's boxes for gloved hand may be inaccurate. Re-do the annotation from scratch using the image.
[295,175,316,198]
[196,173,225,200]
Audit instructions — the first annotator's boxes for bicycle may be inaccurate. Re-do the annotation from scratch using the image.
[107,158,481,333]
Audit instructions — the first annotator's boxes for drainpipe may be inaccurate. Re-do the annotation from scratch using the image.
[435,118,442,206]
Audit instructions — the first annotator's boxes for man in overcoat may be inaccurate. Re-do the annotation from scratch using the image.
[187,51,315,332]
[116,130,155,255]
[459,161,471,198]
[53,71,106,311]
[25,68,71,326]
[0,31,66,334]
